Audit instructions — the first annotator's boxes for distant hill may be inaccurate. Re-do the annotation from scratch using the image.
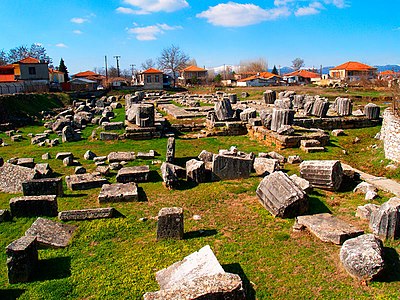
[374,65,400,72]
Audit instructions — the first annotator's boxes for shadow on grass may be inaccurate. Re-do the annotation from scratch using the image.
[63,193,88,198]
[173,156,198,168]
[148,170,163,183]
[340,174,361,192]
[222,263,256,300]
[307,196,331,215]
[173,180,198,191]
[184,229,217,240]
[112,209,126,218]
[0,289,25,300]
[138,186,148,202]
[32,256,71,282]
[377,247,400,282]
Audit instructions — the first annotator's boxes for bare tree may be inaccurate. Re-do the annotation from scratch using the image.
[29,43,52,64]
[157,45,189,86]
[7,45,30,63]
[141,58,156,70]
[240,58,267,73]
[187,58,197,67]
[0,50,7,66]
[291,58,305,71]
[93,67,106,75]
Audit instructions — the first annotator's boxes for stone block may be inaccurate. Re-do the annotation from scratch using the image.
[98,183,138,203]
[6,236,38,284]
[84,150,96,160]
[335,97,353,116]
[311,99,330,118]
[0,163,37,193]
[212,154,252,181]
[289,174,313,194]
[240,108,256,122]
[102,122,124,131]
[294,213,364,244]
[356,204,380,221]
[263,90,276,104]
[253,157,279,176]
[62,125,80,142]
[198,150,214,163]
[270,109,295,132]
[186,159,206,183]
[300,160,343,191]
[58,207,117,221]
[157,207,184,241]
[116,166,150,183]
[364,103,380,119]
[100,132,119,140]
[33,163,52,178]
[22,178,63,196]
[370,197,400,239]
[10,195,58,217]
[16,158,35,168]
[108,151,136,163]
[287,155,302,164]
[161,162,185,189]
[25,217,76,248]
[166,137,175,163]
[65,172,108,190]
[214,98,233,121]
[340,234,385,281]
[56,152,73,160]
[256,171,308,218]
[0,209,12,222]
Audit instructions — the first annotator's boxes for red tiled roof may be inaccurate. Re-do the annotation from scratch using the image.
[330,61,376,71]
[74,70,100,77]
[284,69,321,79]
[49,68,64,74]
[238,71,280,82]
[18,57,40,64]
[142,68,163,74]
[0,75,16,82]
[183,65,207,72]
[380,70,397,75]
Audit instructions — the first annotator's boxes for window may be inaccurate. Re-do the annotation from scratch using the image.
[155,75,160,82]
[28,67,36,75]
[146,75,152,83]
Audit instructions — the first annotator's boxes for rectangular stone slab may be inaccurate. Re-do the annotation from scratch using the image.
[98,183,138,203]
[58,207,116,221]
[0,163,36,193]
[156,245,225,290]
[10,195,58,217]
[107,151,136,163]
[211,154,252,181]
[116,166,150,183]
[22,178,63,196]
[65,172,108,190]
[294,213,364,244]
[25,217,76,248]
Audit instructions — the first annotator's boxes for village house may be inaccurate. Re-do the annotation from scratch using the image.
[237,71,282,87]
[73,70,105,85]
[138,68,163,90]
[329,61,377,81]
[13,57,49,82]
[283,69,321,85]
[48,68,65,84]
[180,66,208,85]
[0,65,16,83]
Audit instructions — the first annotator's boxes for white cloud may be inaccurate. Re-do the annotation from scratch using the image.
[70,17,88,24]
[55,43,68,48]
[127,23,182,41]
[295,2,324,16]
[324,0,348,8]
[197,2,290,27]
[121,0,189,14]
[274,0,295,6]
[116,6,148,15]
[73,30,83,34]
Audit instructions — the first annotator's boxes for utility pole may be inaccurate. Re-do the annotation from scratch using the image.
[114,55,121,77]
[104,55,108,80]
[278,65,281,76]
[130,64,135,76]
[223,64,226,80]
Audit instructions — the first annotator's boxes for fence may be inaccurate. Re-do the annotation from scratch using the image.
[0,81,49,95]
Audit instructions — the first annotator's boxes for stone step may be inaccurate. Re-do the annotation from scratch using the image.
[300,146,325,153]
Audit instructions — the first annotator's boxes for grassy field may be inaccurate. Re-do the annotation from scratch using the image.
[0,91,400,299]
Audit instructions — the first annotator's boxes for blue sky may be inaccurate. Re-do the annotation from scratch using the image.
[1,0,399,74]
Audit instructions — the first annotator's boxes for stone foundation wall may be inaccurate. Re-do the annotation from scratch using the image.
[381,108,400,162]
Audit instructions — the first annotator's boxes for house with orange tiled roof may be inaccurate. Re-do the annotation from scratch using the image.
[49,68,65,83]
[237,71,282,87]
[0,65,16,83]
[13,56,49,82]
[138,68,163,90]
[179,65,208,85]
[73,70,105,84]
[283,69,321,85]
[329,61,377,81]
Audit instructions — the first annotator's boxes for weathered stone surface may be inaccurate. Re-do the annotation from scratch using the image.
[287,155,302,164]
[156,245,225,290]
[62,125,81,143]
[93,156,107,162]
[277,125,295,136]
[356,204,380,220]
[293,94,305,109]
[294,213,364,244]
[63,156,74,166]
[56,152,73,160]
[22,178,63,196]
[116,166,150,183]
[161,162,185,189]
[332,129,346,137]
[166,137,175,163]
[253,157,279,176]
[137,150,155,160]
[266,151,286,164]
[380,108,400,162]
[186,159,206,183]
[157,207,184,240]
[143,273,245,300]
[16,158,35,168]
[214,98,233,121]
[370,197,400,239]
[98,183,138,203]
[270,109,295,132]
[364,103,380,120]
[0,163,37,193]
[65,172,108,190]
[126,104,155,127]
[31,134,47,145]
[96,165,110,176]
[240,108,256,122]
[212,154,252,181]
[75,166,86,174]
[311,99,330,118]
[335,97,353,116]
[0,209,12,222]
[58,207,117,221]
[33,163,52,178]
[100,132,119,141]
[6,236,38,284]
[102,121,124,131]
[290,174,313,194]
[84,150,96,160]
[25,217,76,248]
[256,171,308,218]
[263,90,276,104]
[10,195,58,217]
[108,151,136,163]
[300,160,343,191]
[274,98,292,109]
[198,150,214,163]
[340,234,385,281]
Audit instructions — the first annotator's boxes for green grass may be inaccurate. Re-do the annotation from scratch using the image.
[1,109,400,299]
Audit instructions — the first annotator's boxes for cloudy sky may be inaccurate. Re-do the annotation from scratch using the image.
[2,0,399,73]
